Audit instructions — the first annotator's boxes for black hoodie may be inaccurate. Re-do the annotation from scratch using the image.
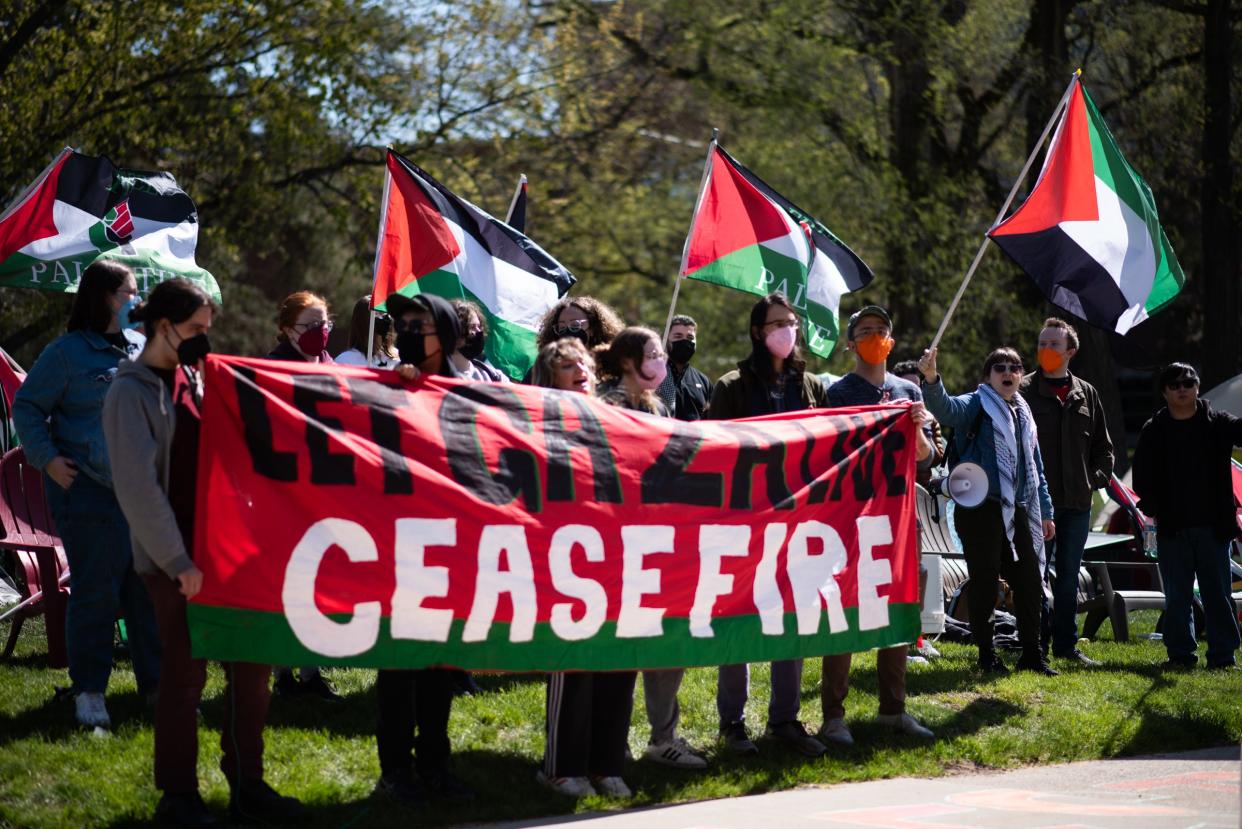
[390,293,461,378]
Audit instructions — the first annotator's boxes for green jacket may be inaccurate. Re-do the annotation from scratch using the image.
[707,355,828,420]
[1019,370,1113,511]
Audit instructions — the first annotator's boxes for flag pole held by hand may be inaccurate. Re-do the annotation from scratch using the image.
[663,128,719,345]
[928,71,1081,352]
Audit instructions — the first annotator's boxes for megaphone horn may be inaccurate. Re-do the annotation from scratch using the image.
[929,462,988,509]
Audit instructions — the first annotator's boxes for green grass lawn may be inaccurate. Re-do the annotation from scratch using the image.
[1,611,1239,828]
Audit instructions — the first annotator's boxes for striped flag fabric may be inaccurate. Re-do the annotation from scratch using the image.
[681,144,873,357]
[0,149,220,301]
[371,151,574,380]
[989,77,1185,334]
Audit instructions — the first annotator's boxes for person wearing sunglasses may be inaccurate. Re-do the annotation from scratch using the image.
[1132,363,1242,671]
[919,345,1057,677]
[1018,318,1114,668]
[533,297,624,355]
[265,291,344,702]
[335,295,396,368]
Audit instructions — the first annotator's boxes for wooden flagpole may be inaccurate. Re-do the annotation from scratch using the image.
[927,71,1081,352]
[663,128,718,345]
[367,149,394,365]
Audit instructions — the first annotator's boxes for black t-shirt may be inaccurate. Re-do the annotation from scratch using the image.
[151,366,202,549]
[1161,415,1215,532]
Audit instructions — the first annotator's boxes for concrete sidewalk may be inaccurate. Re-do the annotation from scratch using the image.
[489,746,1241,829]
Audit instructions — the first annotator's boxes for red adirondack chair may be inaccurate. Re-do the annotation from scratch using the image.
[0,447,69,666]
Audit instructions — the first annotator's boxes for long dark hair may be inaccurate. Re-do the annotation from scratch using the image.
[346,295,393,354]
[748,292,805,381]
[535,296,624,349]
[66,259,132,333]
[128,278,215,336]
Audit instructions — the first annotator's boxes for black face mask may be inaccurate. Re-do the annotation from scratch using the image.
[397,330,438,367]
[460,331,486,360]
[176,333,211,367]
[668,339,696,364]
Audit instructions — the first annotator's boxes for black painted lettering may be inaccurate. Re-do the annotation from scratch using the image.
[728,423,794,510]
[345,378,414,495]
[543,394,622,503]
[440,385,542,512]
[640,422,724,506]
[292,374,355,485]
[234,366,297,481]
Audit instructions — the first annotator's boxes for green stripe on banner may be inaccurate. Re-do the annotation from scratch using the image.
[188,603,922,672]
[382,268,538,381]
[686,242,805,297]
[0,248,221,302]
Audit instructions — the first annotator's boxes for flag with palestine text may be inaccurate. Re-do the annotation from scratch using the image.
[989,77,1184,334]
[681,144,873,357]
[187,356,921,671]
[0,149,219,301]
[371,152,574,380]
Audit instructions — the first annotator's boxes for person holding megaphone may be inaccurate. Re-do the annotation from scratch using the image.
[919,346,1058,677]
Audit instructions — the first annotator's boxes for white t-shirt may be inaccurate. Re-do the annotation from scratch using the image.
[335,348,396,369]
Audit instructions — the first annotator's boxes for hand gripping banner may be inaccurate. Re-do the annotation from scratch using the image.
[189,356,921,671]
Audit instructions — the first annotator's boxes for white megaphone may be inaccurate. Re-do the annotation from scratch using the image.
[929,462,988,508]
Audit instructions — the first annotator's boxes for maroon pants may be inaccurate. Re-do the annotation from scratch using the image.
[821,645,907,720]
[143,573,272,794]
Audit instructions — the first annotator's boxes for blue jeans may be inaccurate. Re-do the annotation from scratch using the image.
[1048,508,1092,655]
[1156,526,1240,666]
[716,660,803,728]
[45,473,161,694]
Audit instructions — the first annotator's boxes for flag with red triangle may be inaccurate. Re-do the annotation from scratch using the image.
[0,347,25,455]
[371,151,574,380]
[0,149,219,301]
[989,77,1185,334]
[680,144,872,357]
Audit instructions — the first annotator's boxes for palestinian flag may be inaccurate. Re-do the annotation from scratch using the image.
[372,151,574,380]
[680,144,873,357]
[505,173,528,233]
[0,149,219,302]
[989,77,1184,334]
[0,347,24,455]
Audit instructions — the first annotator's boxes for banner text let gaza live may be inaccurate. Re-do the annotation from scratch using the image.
[188,356,922,672]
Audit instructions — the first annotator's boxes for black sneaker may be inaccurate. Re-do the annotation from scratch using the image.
[1206,661,1237,672]
[1015,650,1059,676]
[719,721,759,756]
[1161,657,1196,671]
[271,671,301,698]
[420,769,475,801]
[299,673,344,702]
[154,791,219,828]
[228,779,305,825]
[977,652,1009,674]
[1053,648,1101,667]
[764,720,826,757]
[376,772,425,804]
[452,670,482,697]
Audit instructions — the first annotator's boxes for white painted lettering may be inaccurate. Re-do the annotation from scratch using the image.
[282,518,381,657]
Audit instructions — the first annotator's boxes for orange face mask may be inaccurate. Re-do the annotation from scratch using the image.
[1038,347,1065,373]
[856,334,895,365]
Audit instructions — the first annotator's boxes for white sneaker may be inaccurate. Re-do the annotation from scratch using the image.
[535,770,595,797]
[75,692,111,729]
[918,641,941,659]
[907,654,929,666]
[644,737,707,769]
[876,712,934,739]
[591,776,632,798]
[816,717,854,747]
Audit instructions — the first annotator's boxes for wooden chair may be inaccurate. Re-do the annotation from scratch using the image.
[0,447,69,666]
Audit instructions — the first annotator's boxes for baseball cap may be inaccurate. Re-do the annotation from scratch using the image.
[846,305,893,340]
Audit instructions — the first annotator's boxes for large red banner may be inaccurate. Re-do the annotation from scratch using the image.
[189,356,920,671]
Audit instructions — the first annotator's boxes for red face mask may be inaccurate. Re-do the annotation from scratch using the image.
[297,325,331,358]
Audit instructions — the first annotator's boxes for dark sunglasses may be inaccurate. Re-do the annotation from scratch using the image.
[990,363,1024,375]
[1165,378,1198,390]
[553,319,589,335]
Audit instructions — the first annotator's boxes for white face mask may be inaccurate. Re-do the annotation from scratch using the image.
[637,357,668,390]
[765,325,797,359]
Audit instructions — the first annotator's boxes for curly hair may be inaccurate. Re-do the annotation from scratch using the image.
[535,295,625,350]
[530,337,594,391]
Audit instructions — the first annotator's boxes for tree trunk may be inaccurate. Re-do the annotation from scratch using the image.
[1199,0,1238,390]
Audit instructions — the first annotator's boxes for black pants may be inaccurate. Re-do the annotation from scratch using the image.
[543,671,636,778]
[955,500,1042,653]
[376,668,453,779]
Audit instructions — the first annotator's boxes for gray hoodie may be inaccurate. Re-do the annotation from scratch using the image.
[101,359,194,578]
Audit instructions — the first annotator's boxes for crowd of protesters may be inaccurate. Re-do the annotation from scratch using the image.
[10,260,1241,826]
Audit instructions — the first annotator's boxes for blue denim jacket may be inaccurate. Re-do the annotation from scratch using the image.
[12,329,144,488]
[922,377,1053,518]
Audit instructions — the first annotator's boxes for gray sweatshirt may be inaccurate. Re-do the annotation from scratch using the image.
[101,359,194,578]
